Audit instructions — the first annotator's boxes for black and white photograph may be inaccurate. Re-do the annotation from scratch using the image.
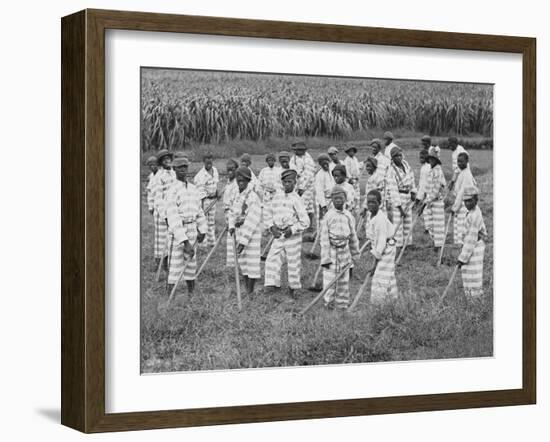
[140,67,493,374]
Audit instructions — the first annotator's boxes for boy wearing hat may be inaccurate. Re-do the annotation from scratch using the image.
[422,146,447,250]
[327,146,340,173]
[383,131,398,158]
[320,185,360,309]
[331,164,355,213]
[228,167,263,294]
[151,149,176,263]
[278,151,291,171]
[223,159,240,268]
[420,135,432,151]
[145,155,159,216]
[449,152,476,245]
[165,156,207,296]
[289,141,316,228]
[257,152,282,204]
[342,145,364,213]
[448,136,470,190]
[315,154,335,220]
[386,146,417,248]
[364,189,398,302]
[194,153,220,247]
[240,153,257,184]
[264,169,310,297]
[416,149,432,234]
[456,185,487,297]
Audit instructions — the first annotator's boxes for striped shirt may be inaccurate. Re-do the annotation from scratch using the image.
[263,190,310,234]
[386,160,417,207]
[417,163,431,201]
[363,169,386,209]
[425,164,446,203]
[152,168,177,218]
[228,187,263,247]
[320,208,359,265]
[366,209,395,260]
[384,142,398,158]
[290,152,316,192]
[193,166,219,200]
[257,165,283,200]
[343,156,363,181]
[375,152,390,178]
[339,181,356,211]
[165,180,207,245]
[223,179,239,219]
[458,206,487,263]
[452,168,477,212]
[146,171,158,211]
[315,168,335,208]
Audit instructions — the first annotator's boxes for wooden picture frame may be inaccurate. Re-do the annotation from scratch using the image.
[61,9,536,433]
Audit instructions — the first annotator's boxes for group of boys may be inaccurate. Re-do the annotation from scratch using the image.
[145,132,487,310]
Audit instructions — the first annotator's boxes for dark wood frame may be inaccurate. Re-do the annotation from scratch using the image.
[61,9,536,433]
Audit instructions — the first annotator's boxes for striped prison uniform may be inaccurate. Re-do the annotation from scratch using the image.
[343,155,364,214]
[374,152,391,210]
[452,167,477,245]
[361,169,387,232]
[151,168,176,259]
[384,142,398,159]
[366,209,398,302]
[264,190,310,289]
[328,160,340,173]
[315,168,335,216]
[458,205,487,297]
[194,166,219,247]
[451,145,469,182]
[146,171,158,213]
[340,181,356,213]
[386,160,417,247]
[257,165,283,229]
[228,187,263,279]
[223,179,239,268]
[423,164,447,247]
[290,152,316,214]
[165,181,207,284]
[320,208,360,309]
[416,162,432,233]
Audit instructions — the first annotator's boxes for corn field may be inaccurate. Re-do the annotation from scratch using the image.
[141,69,493,152]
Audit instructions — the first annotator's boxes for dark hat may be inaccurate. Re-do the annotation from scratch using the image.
[370,138,382,148]
[344,145,358,154]
[240,153,251,163]
[383,131,394,140]
[291,141,307,150]
[448,136,458,144]
[157,149,173,162]
[390,146,403,158]
[331,164,347,176]
[331,185,347,199]
[365,156,378,169]
[145,155,157,165]
[235,166,252,181]
[281,169,298,180]
[226,158,239,168]
[278,151,291,159]
[327,146,339,154]
[266,152,276,161]
[421,135,432,143]
[172,156,190,168]
[317,153,330,163]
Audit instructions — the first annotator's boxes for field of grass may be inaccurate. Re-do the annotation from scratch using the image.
[140,141,493,373]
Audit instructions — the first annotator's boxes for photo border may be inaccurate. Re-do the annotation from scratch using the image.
[61,9,536,433]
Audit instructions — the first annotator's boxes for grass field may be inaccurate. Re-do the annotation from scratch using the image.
[140,140,493,373]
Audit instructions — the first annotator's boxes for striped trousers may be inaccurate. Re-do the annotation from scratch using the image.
[461,240,485,297]
[236,225,262,279]
[323,245,352,309]
[425,199,445,247]
[264,233,303,289]
[371,244,398,303]
[202,199,216,247]
[302,188,315,214]
[453,204,467,245]
[153,210,169,259]
[392,193,413,247]
[225,232,235,268]
[167,226,198,284]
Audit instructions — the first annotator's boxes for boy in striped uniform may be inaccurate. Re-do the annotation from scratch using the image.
[315,154,335,220]
[416,149,432,234]
[383,131,398,158]
[386,146,417,248]
[360,156,386,230]
[331,164,355,213]
[194,153,219,247]
[449,152,476,245]
[151,149,176,265]
[422,146,447,250]
[457,186,487,297]
[448,136,469,190]
[289,141,316,229]
[320,185,360,309]
[365,189,398,302]
[343,145,364,212]
[370,139,391,213]
[257,152,282,204]
[228,167,263,294]
[223,159,240,268]
[327,146,340,173]
[264,169,310,298]
[145,155,159,216]
[165,157,207,296]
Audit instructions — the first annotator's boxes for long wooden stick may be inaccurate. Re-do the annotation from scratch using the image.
[167,240,198,304]
[348,269,374,312]
[305,231,321,258]
[308,263,323,290]
[261,235,274,260]
[300,240,370,316]
[438,264,459,307]
[196,225,228,278]
[396,203,426,264]
[232,232,242,311]
[437,213,454,267]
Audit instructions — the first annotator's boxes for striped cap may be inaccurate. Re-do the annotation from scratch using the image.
[331,185,347,199]
[383,131,394,140]
[145,155,157,165]
[157,149,173,162]
[327,146,339,154]
[291,141,307,150]
[390,146,403,158]
[463,185,479,200]
[281,169,298,180]
[317,153,330,163]
[172,156,189,167]
[235,166,252,181]
[370,138,382,148]
[278,151,291,159]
